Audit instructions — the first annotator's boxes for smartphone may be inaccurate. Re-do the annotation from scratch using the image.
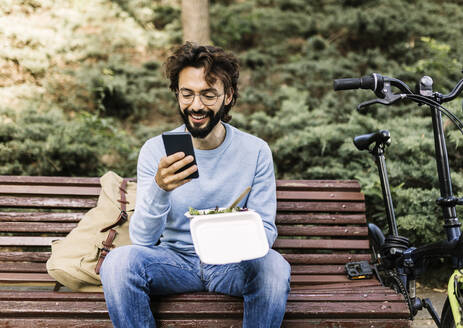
[162,132,199,179]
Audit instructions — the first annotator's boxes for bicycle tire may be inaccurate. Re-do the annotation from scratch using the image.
[441,297,456,328]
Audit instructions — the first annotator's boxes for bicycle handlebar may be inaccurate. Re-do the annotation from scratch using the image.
[334,73,414,98]
[439,79,463,103]
[333,74,379,92]
[334,72,463,103]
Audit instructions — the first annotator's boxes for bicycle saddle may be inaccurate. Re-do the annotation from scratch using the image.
[353,130,391,151]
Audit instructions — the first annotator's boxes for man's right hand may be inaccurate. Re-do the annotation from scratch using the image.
[155,152,198,191]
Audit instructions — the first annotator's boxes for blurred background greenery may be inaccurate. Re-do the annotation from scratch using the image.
[1,0,463,253]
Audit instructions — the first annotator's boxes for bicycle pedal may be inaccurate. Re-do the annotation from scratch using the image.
[345,261,373,280]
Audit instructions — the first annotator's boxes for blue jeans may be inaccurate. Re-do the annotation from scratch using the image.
[100,245,291,328]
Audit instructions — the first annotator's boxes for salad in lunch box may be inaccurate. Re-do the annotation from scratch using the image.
[188,206,249,216]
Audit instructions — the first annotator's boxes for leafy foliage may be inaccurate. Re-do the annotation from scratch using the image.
[2,0,463,247]
[215,0,463,246]
[0,108,140,177]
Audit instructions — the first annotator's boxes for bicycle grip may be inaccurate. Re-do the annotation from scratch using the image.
[333,74,377,91]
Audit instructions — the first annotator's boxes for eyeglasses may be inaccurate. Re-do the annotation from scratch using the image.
[177,88,223,107]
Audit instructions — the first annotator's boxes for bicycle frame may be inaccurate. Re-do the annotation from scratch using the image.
[448,270,463,328]
[348,77,463,326]
[430,105,462,245]
[368,103,463,322]
[370,104,462,259]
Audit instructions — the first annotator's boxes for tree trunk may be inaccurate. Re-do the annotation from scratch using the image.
[181,0,211,45]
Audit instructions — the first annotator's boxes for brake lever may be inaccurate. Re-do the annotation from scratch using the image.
[357,94,406,113]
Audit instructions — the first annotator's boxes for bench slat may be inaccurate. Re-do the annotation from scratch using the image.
[0,199,366,212]
[0,176,101,185]
[0,262,350,275]
[277,201,365,212]
[282,254,371,264]
[0,252,371,265]
[0,299,408,318]
[0,319,112,328]
[293,280,382,291]
[0,177,358,188]
[0,290,405,303]
[291,264,346,274]
[276,213,366,224]
[0,273,357,285]
[0,318,410,328]
[0,222,367,237]
[0,222,77,233]
[153,300,409,318]
[0,263,348,275]
[0,262,48,273]
[1,212,366,225]
[0,291,104,301]
[276,180,361,192]
[0,185,101,196]
[290,275,352,284]
[277,190,364,201]
[290,292,403,301]
[277,225,367,237]
[0,187,364,201]
[0,177,360,191]
[0,212,84,222]
[274,239,369,250]
[0,252,51,262]
[0,196,96,209]
[284,301,409,318]
[0,237,59,246]
[280,319,410,328]
[0,300,108,315]
[293,287,397,294]
[0,289,403,302]
[0,273,55,283]
[0,237,369,249]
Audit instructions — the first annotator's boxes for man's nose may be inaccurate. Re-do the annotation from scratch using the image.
[190,94,204,110]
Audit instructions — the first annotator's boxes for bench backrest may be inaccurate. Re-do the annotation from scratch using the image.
[0,176,369,288]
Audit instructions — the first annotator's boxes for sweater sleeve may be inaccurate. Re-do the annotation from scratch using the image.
[129,139,171,246]
[246,143,278,247]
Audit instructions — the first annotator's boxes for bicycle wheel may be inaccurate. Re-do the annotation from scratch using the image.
[441,297,455,328]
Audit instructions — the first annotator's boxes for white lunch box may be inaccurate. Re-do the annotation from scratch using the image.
[186,209,269,265]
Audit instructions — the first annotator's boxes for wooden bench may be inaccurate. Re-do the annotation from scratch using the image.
[0,176,410,327]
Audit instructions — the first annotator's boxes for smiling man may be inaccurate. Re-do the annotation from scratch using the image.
[177,66,228,139]
[100,43,291,328]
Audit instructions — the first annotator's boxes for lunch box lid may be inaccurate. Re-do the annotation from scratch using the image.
[187,210,269,265]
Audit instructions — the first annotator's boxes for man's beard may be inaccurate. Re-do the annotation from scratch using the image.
[178,101,226,139]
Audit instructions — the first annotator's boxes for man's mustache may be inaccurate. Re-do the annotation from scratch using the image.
[184,109,213,117]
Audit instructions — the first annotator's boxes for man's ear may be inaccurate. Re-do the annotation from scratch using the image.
[225,89,233,106]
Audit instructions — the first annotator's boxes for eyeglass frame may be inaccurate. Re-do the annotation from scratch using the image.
[176,88,224,107]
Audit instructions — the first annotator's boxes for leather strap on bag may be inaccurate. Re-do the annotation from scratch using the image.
[95,229,118,274]
[95,178,129,274]
[100,179,129,233]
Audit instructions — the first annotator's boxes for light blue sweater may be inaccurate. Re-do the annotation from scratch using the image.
[129,123,277,253]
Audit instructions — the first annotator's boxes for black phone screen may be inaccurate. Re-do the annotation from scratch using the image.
[162,132,199,179]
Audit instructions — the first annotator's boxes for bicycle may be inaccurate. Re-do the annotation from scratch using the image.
[333,72,463,327]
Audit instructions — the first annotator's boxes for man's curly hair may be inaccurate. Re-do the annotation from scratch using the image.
[164,42,239,123]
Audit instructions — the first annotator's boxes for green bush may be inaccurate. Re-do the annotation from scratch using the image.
[215,0,463,247]
[233,82,463,247]
[0,108,139,177]
[80,58,176,120]
[3,0,463,248]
